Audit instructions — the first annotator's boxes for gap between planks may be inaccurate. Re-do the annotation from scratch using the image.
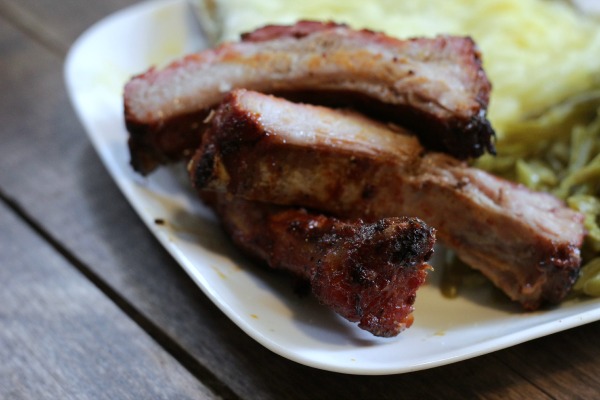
[0,189,243,400]
[0,1,67,57]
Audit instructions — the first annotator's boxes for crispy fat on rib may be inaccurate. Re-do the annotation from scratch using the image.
[212,195,434,337]
[125,21,494,174]
[190,90,585,310]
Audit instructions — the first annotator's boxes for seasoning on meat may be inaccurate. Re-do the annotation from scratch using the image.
[212,195,435,337]
[125,21,494,174]
[190,89,584,310]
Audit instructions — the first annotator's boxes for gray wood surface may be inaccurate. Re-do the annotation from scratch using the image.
[0,202,215,399]
[1,0,600,399]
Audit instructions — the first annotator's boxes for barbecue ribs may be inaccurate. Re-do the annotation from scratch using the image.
[125,21,494,174]
[190,89,584,310]
[211,195,435,337]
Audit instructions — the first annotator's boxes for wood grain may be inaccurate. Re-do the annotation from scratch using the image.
[1,1,599,398]
[0,202,216,399]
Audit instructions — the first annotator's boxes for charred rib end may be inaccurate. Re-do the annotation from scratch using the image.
[476,111,497,157]
[446,111,496,160]
[127,121,161,176]
[537,245,582,308]
[190,143,218,189]
[125,106,209,176]
[389,219,436,267]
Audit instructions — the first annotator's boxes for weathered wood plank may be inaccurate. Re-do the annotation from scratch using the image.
[0,202,216,400]
[0,0,138,55]
[494,321,600,400]
[0,1,598,399]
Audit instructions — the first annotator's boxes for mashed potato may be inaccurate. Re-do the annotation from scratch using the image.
[193,0,600,295]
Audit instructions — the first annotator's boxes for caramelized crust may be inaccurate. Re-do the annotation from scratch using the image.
[213,195,434,337]
[125,21,494,174]
[190,90,584,310]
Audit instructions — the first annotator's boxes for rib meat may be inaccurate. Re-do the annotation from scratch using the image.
[125,21,494,174]
[190,89,585,310]
[211,195,435,337]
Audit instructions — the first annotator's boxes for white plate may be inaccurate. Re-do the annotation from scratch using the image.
[64,0,600,375]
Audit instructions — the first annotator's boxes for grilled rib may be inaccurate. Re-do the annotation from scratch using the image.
[212,195,435,337]
[125,21,494,174]
[190,89,585,310]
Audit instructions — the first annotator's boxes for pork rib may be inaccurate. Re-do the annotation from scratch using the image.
[125,21,494,174]
[190,89,584,310]
[212,195,434,337]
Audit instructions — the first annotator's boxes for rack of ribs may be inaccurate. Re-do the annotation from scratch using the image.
[124,21,495,174]
[190,89,585,310]
[210,195,435,337]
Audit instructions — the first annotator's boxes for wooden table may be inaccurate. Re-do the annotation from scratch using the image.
[1,1,599,398]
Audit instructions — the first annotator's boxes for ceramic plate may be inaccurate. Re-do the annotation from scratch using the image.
[64,0,600,375]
